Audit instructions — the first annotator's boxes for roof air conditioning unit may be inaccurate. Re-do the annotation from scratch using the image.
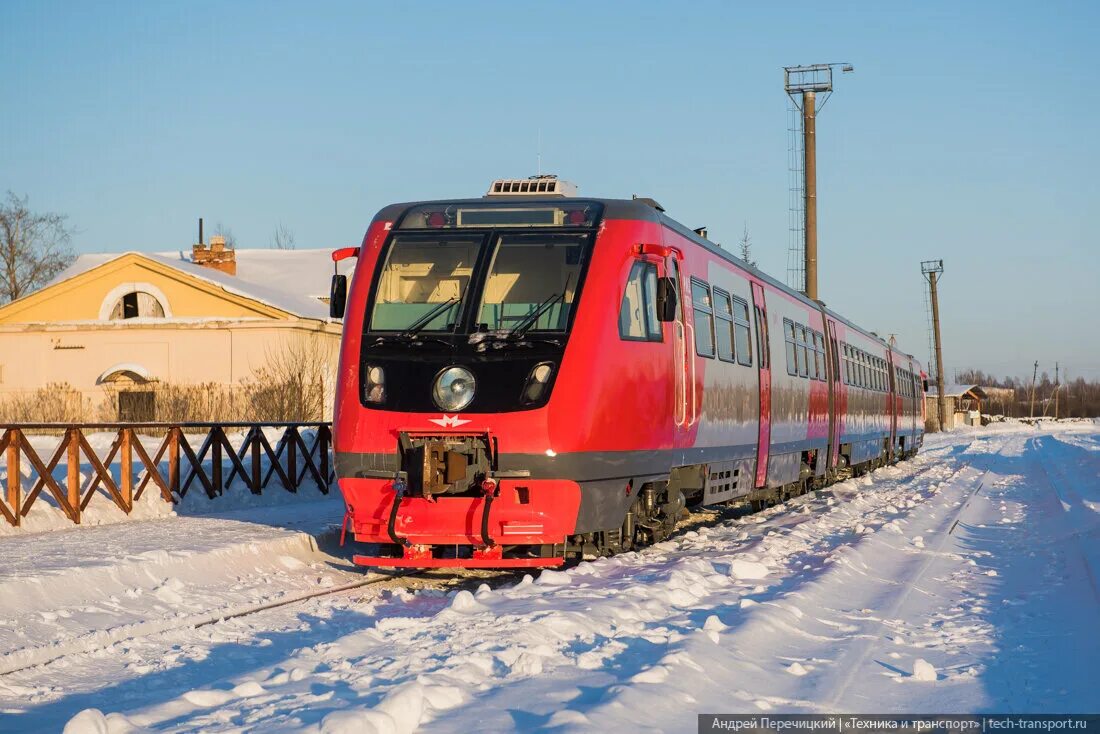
[485,174,577,198]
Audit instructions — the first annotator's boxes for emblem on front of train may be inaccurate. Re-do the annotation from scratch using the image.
[429,414,471,428]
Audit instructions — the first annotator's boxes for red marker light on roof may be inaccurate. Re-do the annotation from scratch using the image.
[566,210,586,225]
[427,212,446,228]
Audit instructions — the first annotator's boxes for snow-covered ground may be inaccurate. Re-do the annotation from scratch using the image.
[1,421,1098,733]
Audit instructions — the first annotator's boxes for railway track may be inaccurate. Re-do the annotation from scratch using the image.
[0,451,941,680]
[819,435,1011,708]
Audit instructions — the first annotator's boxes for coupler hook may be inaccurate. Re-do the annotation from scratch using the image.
[479,477,498,548]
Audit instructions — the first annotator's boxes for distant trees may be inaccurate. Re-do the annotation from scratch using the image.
[739,224,757,268]
[213,221,237,249]
[271,223,295,250]
[956,368,1100,418]
[0,192,74,304]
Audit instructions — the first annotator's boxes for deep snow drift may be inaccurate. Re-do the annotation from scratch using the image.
[1,421,1098,733]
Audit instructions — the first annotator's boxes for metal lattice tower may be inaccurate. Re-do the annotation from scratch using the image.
[786,98,806,293]
[922,282,936,382]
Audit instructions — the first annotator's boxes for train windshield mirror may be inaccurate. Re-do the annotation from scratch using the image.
[369,234,484,331]
[478,233,589,333]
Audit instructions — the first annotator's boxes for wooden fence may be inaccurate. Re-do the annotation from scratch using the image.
[0,423,333,527]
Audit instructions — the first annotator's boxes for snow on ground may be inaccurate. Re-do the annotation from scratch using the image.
[1,421,1098,733]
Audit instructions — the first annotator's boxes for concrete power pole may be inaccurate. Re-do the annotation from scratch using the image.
[1029,360,1039,419]
[1054,362,1060,419]
[784,63,853,301]
[921,260,947,431]
[803,91,818,301]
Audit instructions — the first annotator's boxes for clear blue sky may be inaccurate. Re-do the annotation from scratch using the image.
[3,1,1098,380]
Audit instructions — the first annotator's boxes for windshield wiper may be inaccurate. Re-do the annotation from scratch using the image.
[507,292,564,341]
[401,298,458,339]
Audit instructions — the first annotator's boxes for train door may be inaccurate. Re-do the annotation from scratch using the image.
[908,359,917,438]
[887,349,897,461]
[667,256,694,438]
[826,319,842,472]
[751,282,771,488]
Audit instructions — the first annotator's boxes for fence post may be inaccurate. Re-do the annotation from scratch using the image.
[67,427,81,524]
[120,428,133,512]
[6,430,20,527]
[211,427,223,496]
[251,430,262,495]
[320,424,331,493]
[168,427,180,497]
[287,428,298,492]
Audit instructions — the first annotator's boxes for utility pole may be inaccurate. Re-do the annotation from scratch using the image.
[1029,360,1039,419]
[803,90,818,300]
[1054,362,1060,419]
[921,260,947,431]
[784,63,853,301]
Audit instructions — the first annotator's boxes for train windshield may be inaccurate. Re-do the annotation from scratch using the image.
[477,233,589,333]
[370,234,484,332]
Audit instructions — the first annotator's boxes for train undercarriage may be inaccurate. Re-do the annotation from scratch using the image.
[346,434,922,569]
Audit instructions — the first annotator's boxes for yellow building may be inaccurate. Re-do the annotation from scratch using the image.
[0,239,354,422]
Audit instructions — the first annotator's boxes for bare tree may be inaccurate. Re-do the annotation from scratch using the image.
[0,192,74,303]
[271,223,296,250]
[739,223,757,269]
[214,221,237,249]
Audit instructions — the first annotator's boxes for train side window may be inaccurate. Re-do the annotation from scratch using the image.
[642,266,662,340]
[830,336,840,380]
[754,305,769,368]
[691,279,715,358]
[618,261,661,342]
[733,297,752,366]
[713,288,735,362]
[842,345,850,384]
[784,320,797,376]
[814,332,825,381]
[797,326,809,378]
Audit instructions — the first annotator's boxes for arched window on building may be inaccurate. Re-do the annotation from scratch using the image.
[109,291,165,320]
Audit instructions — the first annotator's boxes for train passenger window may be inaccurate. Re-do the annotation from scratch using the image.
[754,305,769,368]
[618,261,662,342]
[814,333,826,381]
[733,297,752,366]
[713,288,735,363]
[797,327,809,378]
[784,320,797,376]
[830,336,840,380]
[805,330,814,382]
[691,279,715,358]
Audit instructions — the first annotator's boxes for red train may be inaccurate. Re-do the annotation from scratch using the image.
[329,176,926,569]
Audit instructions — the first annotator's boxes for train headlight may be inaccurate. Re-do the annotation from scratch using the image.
[364,365,386,404]
[433,366,476,412]
[521,361,555,404]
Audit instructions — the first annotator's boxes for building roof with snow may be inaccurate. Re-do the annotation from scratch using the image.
[41,246,355,322]
[927,384,988,400]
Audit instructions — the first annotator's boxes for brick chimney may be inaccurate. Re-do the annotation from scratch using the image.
[192,235,236,276]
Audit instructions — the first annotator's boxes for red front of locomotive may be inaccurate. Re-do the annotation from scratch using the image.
[331,197,674,568]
